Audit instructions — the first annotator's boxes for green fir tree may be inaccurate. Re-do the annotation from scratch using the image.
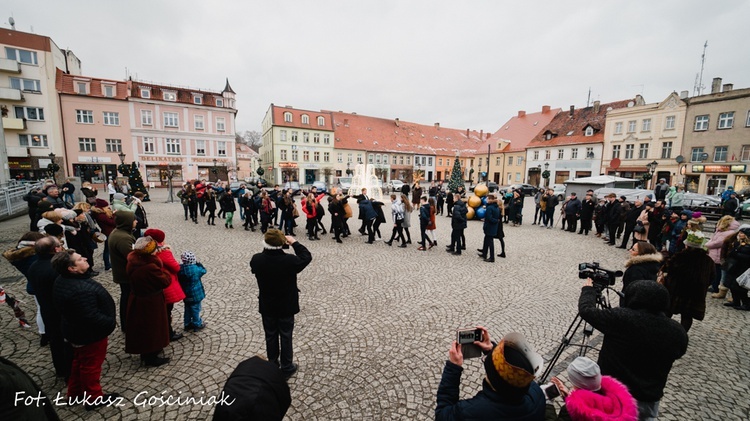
[448,157,463,193]
[127,162,150,201]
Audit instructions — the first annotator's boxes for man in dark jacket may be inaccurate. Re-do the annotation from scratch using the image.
[544,188,559,228]
[446,195,467,255]
[51,249,119,410]
[357,191,378,244]
[250,229,312,380]
[417,196,431,250]
[564,192,582,233]
[654,178,668,202]
[578,279,688,419]
[478,195,500,262]
[108,211,135,331]
[27,236,72,378]
[604,193,622,245]
[61,178,76,204]
[435,328,546,420]
[578,192,596,235]
[23,187,45,231]
[42,185,71,210]
[213,356,291,421]
[618,199,644,249]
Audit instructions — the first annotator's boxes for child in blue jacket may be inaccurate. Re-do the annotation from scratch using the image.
[178,251,207,332]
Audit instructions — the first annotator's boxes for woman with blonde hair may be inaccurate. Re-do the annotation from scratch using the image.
[706,215,740,297]
[91,199,116,271]
[400,194,413,244]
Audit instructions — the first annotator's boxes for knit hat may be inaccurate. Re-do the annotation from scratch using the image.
[113,193,126,201]
[44,184,58,193]
[95,199,109,208]
[685,231,705,248]
[264,229,287,249]
[181,251,196,265]
[691,211,702,219]
[132,236,157,254]
[44,224,63,237]
[144,228,166,244]
[739,224,750,236]
[59,209,77,221]
[567,356,602,391]
[484,332,543,390]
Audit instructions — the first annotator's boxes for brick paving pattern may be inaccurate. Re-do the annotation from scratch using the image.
[1,190,748,420]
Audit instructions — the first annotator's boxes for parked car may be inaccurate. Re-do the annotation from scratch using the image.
[470,182,499,193]
[312,181,327,193]
[508,183,538,196]
[551,184,566,201]
[283,181,302,196]
[737,198,750,219]
[246,177,268,188]
[337,177,353,193]
[389,180,405,192]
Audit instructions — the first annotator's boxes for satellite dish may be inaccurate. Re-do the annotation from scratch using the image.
[610,158,621,169]
[701,153,709,161]
[627,101,635,107]
[675,155,685,164]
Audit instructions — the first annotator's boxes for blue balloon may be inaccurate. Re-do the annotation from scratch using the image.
[476,206,486,219]
[481,196,488,206]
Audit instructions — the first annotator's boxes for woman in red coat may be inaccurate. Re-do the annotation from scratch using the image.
[125,236,171,367]
[301,193,319,241]
[145,228,186,341]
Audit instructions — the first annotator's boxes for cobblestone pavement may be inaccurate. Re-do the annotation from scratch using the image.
[1,190,748,420]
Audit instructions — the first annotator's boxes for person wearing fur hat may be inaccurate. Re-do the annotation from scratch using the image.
[125,236,172,367]
[621,241,662,294]
[721,226,750,310]
[435,328,546,419]
[544,356,638,421]
[145,228,187,341]
[249,229,312,380]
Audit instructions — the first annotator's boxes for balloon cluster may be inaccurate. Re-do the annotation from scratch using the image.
[466,183,490,220]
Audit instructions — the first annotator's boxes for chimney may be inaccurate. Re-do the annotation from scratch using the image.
[395,118,400,127]
[723,83,734,92]
[711,77,722,94]
[593,100,600,113]
[680,90,689,99]
[480,130,483,139]
[435,122,440,129]
[285,105,293,108]
[466,129,470,138]
[486,133,491,140]
[569,105,575,117]
[542,105,550,113]
[518,110,526,117]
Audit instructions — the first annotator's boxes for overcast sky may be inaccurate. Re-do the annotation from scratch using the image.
[5,1,749,135]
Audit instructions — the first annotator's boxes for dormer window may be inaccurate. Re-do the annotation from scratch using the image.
[215,98,224,107]
[284,112,293,123]
[584,126,594,136]
[301,114,310,124]
[544,132,554,140]
[193,94,203,105]
[102,83,115,98]
[75,80,89,95]
[140,87,151,98]
[163,91,177,102]
[317,116,325,126]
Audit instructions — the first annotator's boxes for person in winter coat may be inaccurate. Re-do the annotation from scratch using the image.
[618,199,644,249]
[205,189,217,225]
[2,232,45,338]
[61,178,76,204]
[358,194,378,244]
[23,187,45,231]
[125,236,172,367]
[435,328,546,420]
[219,189,237,229]
[372,199,387,241]
[578,192,595,235]
[259,191,274,233]
[108,211,135,331]
[301,193,320,241]
[446,195,467,255]
[721,226,750,310]
[604,193,622,245]
[544,188,560,228]
[178,251,207,332]
[213,356,291,421]
[705,216,739,295]
[633,203,652,243]
[411,182,423,210]
[51,249,118,409]
[145,228,186,341]
[80,181,98,206]
[477,194,500,262]
[544,357,638,421]
[400,194,413,244]
[533,188,544,225]
[111,193,136,213]
[564,192,582,232]
[446,188,454,217]
[282,193,297,236]
[91,199,116,271]
[425,197,438,245]
[107,179,117,203]
[132,192,149,238]
[417,196,432,250]
[385,194,407,247]
[621,241,662,294]
[511,190,524,226]
[241,192,257,231]
[495,200,507,258]
[250,230,312,380]
[328,194,346,243]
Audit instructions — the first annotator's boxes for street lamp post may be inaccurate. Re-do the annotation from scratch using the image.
[47,152,60,182]
[646,160,659,189]
[542,162,550,187]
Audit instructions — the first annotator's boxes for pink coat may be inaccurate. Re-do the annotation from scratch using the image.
[155,248,186,304]
[565,376,638,421]
[705,220,740,264]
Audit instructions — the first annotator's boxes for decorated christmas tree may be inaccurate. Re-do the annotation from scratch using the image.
[127,162,150,201]
[447,157,463,193]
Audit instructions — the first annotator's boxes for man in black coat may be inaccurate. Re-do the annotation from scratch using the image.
[213,356,291,421]
[619,199,644,249]
[446,195,467,255]
[27,236,72,378]
[564,192,582,232]
[250,229,312,380]
[579,279,688,420]
[544,188,559,228]
[604,193,622,245]
[578,192,596,235]
[23,187,45,231]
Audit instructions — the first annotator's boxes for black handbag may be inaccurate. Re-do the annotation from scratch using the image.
[633,224,646,234]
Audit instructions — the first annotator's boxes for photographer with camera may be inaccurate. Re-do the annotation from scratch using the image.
[578,278,688,420]
[435,327,546,420]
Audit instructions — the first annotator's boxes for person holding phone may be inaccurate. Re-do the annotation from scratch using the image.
[435,328,546,420]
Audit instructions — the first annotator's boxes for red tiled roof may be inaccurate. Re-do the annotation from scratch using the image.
[270,105,335,131]
[330,111,489,156]
[131,81,227,108]
[56,68,128,100]
[0,29,52,52]
[488,107,561,153]
[527,99,634,148]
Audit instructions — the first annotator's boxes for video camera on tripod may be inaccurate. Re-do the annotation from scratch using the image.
[578,262,622,289]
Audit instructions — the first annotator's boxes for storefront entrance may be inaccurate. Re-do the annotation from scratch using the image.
[73,164,117,184]
[305,169,316,184]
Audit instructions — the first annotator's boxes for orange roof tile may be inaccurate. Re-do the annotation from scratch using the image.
[56,68,128,100]
[488,107,561,153]
[270,105,335,131]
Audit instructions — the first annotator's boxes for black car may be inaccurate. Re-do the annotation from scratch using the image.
[508,183,537,196]
[283,181,302,196]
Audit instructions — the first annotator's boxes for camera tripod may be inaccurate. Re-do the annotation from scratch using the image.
[539,285,621,383]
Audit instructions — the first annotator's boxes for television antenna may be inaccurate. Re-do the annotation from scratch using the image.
[693,41,708,96]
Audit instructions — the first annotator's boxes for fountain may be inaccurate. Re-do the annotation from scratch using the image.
[348,163,384,201]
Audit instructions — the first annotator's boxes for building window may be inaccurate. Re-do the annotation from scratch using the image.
[166,138,181,154]
[193,95,202,105]
[75,109,93,124]
[533,150,539,160]
[215,98,224,107]
[741,145,750,161]
[103,112,119,126]
[163,91,176,101]
[301,114,309,124]
[303,151,310,162]
[337,153,343,163]
[747,111,750,127]
[691,147,704,162]
[348,153,354,163]
[140,88,151,98]
[438,158,443,166]
[284,112,292,123]
[508,156,513,165]
[9,77,41,92]
[399,156,404,165]
[517,156,522,165]
[625,144,634,159]
[661,142,672,159]
[665,115,675,130]
[105,139,122,153]
[143,137,155,154]
[627,120,636,133]
[314,133,320,143]
[545,150,551,160]
[303,132,309,143]
[694,115,709,131]
[376,154,382,165]
[292,150,298,161]
[496,156,501,165]
[314,151,320,162]
[5,47,38,65]
[14,106,44,121]
[638,143,649,159]
[317,116,325,126]
[516,173,522,182]
[571,148,578,159]
[76,82,88,95]
[392,155,397,165]
[216,117,226,132]
[714,146,728,162]
[78,138,96,152]
[401,155,405,165]
[718,112,735,129]
[280,130,287,141]
[280,149,287,160]
[612,145,621,159]
[584,126,594,136]
[141,110,152,125]
[218,141,226,156]
[164,112,179,128]
[196,140,206,155]
[291,131,298,142]
[323,134,330,144]
[103,85,115,97]
[368,154,374,164]
[195,115,204,130]
[558,149,564,159]
[614,122,623,134]
[19,134,48,147]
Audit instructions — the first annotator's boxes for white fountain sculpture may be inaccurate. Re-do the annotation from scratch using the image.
[348,163,384,201]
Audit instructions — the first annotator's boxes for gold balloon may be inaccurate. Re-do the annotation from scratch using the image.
[468,195,482,208]
[474,183,489,197]
[466,206,475,220]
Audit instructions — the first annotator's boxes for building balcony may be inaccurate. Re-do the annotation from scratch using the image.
[2,117,26,130]
[0,87,23,101]
[0,58,21,73]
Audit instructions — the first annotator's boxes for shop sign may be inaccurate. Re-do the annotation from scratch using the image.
[691,164,746,173]
[78,156,112,163]
[278,162,298,168]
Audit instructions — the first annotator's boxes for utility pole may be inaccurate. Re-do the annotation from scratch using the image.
[694,41,708,96]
